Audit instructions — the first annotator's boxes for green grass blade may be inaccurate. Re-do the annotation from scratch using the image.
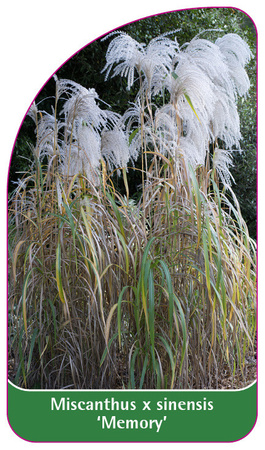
[117,230,129,274]
[184,92,201,122]
[173,294,187,373]
[202,232,211,300]
[22,270,32,336]
[158,335,176,388]
[55,242,65,304]
[159,260,173,339]
[129,127,139,145]
[148,267,155,351]
[100,333,118,367]
[139,354,149,389]
[129,346,139,389]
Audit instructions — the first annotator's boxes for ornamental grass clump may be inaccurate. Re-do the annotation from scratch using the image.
[8,30,256,389]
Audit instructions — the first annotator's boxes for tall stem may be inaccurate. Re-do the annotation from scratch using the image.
[139,71,146,219]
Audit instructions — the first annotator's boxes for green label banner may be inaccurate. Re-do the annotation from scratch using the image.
[8,380,257,442]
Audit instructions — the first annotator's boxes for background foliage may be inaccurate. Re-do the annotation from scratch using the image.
[9,7,257,238]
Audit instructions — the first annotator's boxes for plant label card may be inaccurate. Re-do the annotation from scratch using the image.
[7,5,257,444]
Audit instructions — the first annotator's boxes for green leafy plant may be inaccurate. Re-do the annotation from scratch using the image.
[8,29,256,389]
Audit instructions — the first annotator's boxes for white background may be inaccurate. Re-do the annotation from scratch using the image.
[1,1,264,448]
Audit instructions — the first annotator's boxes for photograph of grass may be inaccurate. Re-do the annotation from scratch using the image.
[8,9,256,390]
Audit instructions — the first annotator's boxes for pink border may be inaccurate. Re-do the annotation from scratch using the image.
[6,5,258,444]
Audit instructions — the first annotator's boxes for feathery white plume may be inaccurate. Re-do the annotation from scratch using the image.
[61,124,101,183]
[213,148,235,186]
[102,32,146,90]
[27,101,38,124]
[28,31,252,188]
[101,128,130,173]
[102,31,179,92]
[61,86,107,132]
[215,33,252,97]
[35,111,63,159]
